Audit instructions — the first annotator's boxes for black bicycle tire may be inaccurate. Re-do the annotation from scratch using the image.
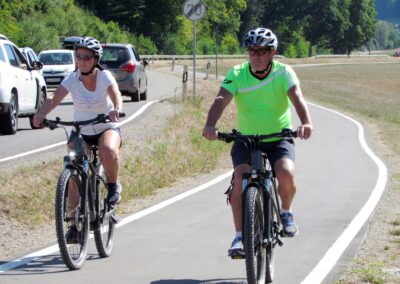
[93,164,115,257]
[243,186,267,284]
[55,168,89,270]
[264,184,276,283]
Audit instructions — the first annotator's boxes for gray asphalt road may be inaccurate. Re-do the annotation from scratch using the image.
[0,69,182,160]
[0,102,380,283]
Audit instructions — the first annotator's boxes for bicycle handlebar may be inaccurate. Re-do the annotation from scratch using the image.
[217,128,297,143]
[43,113,126,130]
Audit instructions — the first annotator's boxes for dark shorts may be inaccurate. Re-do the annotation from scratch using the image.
[68,127,122,147]
[231,138,295,168]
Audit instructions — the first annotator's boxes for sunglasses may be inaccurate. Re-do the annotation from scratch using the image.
[75,53,95,61]
[247,48,272,56]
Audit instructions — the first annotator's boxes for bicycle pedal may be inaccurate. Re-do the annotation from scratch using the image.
[276,237,284,246]
[230,255,245,260]
[110,215,120,224]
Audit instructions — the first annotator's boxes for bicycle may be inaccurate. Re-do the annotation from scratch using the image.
[218,128,297,284]
[43,113,125,270]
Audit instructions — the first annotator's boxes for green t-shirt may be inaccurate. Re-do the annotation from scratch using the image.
[221,60,299,139]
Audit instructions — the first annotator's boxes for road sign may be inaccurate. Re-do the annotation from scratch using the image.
[183,0,206,21]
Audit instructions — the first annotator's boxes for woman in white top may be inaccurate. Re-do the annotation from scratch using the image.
[33,37,123,205]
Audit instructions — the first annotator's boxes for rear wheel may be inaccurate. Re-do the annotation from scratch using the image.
[140,81,147,101]
[55,168,89,270]
[94,164,116,257]
[0,93,18,135]
[130,91,139,102]
[264,189,276,283]
[243,186,266,284]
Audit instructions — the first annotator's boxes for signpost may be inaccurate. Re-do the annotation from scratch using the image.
[183,0,205,100]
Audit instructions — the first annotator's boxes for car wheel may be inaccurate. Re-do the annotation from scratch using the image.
[30,89,46,129]
[131,92,139,102]
[0,93,18,135]
[140,82,147,101]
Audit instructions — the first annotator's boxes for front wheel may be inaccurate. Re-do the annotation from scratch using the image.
[55,168,89,270]
[94,164,115,257]
[243,186,267,284]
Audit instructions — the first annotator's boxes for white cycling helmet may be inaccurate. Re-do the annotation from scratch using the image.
[74,36,103,59]
[244,27,278,49]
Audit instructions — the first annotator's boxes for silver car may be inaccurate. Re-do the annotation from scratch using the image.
[100,43,148,102]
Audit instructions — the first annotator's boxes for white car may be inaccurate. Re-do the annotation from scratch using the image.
[38,49,76,89]
[0,35,47,135]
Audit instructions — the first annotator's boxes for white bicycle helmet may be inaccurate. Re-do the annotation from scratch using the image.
[74,36,103,59]
[244,27,278,49]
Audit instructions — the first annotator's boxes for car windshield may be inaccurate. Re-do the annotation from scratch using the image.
[100,46,129,68]
[39,53,73,65]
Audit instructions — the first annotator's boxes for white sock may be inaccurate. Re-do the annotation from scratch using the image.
[281,208,291,214]
[235,232,242,239]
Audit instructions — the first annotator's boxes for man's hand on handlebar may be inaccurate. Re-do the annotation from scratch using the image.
[203,125,218,140]
[296,124,313,140]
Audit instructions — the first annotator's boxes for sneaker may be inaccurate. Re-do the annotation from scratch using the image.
[228,237,245,258]
[280,212,299,237]
[66,225,80,244]
[107,182,122,205]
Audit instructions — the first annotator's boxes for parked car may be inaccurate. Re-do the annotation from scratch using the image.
[19,47,43,75]
[100,43,148,102]
[0,34,47,135]
[38,49,76,89]
[61,36,81,50]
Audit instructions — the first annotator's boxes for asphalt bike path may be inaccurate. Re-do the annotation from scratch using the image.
[0,102,385,283]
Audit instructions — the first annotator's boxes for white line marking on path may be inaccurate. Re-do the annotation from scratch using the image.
[0,170,233,273]
[0,100,159,164]
[301,103,388,284]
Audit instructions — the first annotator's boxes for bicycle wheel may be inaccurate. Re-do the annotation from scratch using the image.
[94,164,115,257]
[55,168,89,270]
[243,186,267,284]
[264,187,276,283]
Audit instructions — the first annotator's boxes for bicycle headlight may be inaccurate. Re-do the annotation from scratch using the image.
[69,151,77,160]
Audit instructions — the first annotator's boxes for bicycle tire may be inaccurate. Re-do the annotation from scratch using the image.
[264,185,276,283]
[55,168,89,270]
[243,186,267,284]
[93,164,115,257]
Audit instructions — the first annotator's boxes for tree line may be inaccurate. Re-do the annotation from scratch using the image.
[0,0,398,57]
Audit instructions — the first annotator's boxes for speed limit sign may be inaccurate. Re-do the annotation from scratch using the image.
[183,0,206,21]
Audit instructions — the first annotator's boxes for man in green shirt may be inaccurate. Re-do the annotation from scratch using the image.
[203,27,313,258]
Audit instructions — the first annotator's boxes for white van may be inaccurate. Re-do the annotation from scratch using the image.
[38,49,76,89]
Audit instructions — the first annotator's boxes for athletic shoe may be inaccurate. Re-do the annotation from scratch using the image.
[107,182,122,205]
[228,236,245,258]
[280,212,299,237]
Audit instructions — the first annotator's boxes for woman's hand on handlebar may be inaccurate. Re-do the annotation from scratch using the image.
[203,125,218,140]
[108,109,122,122]
[32,113,45,128]
[296,123,313,140]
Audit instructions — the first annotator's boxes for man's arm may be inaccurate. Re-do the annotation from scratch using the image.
[287,85,313,140]
[203,87,233,140]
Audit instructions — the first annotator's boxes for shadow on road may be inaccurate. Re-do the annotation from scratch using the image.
[150,279,246,284]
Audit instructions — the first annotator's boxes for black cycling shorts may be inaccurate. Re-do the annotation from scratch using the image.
[231,138,295,168]
[68,127,122,147]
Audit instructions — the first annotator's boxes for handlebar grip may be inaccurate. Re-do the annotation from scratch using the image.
[119,112,126,118]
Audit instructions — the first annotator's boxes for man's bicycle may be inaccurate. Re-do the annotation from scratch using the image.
[43,114,124,270]
[218,128,297,284]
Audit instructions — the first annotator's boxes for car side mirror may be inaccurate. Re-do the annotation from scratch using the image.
[32,61,43,70]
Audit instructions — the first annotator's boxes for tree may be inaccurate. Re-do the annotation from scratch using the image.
[342,0,376,55]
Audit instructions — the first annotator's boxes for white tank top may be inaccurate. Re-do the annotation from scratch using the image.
[61,69,117,135]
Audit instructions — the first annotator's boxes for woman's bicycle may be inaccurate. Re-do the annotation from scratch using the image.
[43,113,124,270]
[218,128,297,284]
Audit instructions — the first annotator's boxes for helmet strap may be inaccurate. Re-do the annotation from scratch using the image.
[80,58,98,76]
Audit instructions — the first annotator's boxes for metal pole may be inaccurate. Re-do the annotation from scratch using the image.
[215,26,219,80]
[193,20,196,100]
